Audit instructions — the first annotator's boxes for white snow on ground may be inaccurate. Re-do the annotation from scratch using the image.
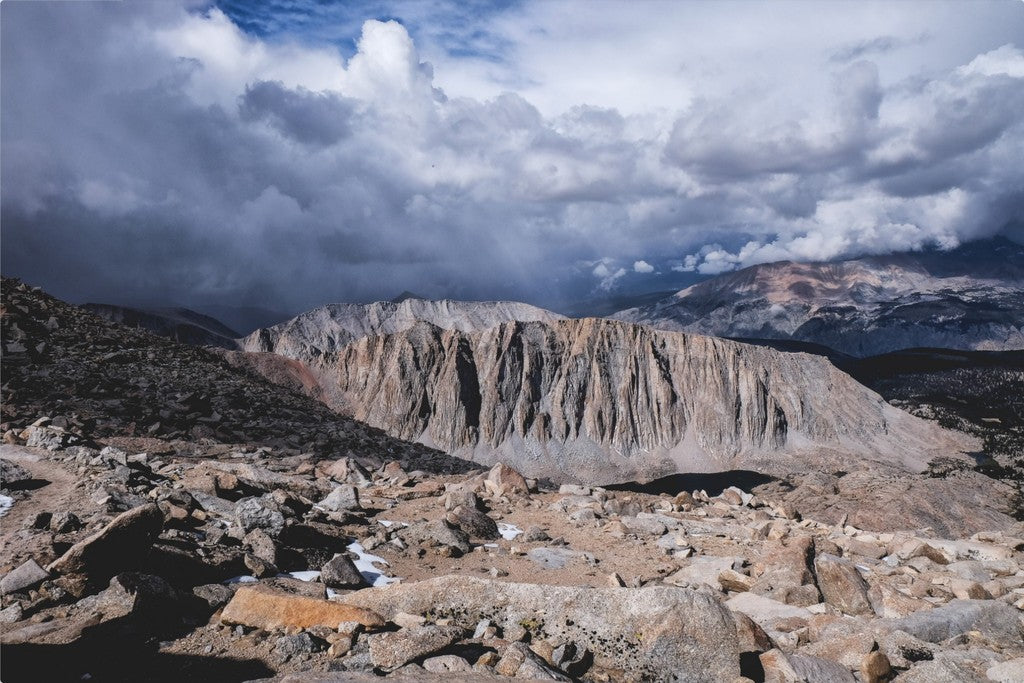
[0,494,14,518]
[223,544,402,589]
[224,575,258,584]
[348,541,400,587]
[498,523,522,540]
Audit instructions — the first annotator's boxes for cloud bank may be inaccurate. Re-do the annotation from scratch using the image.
[2,1,1022,313]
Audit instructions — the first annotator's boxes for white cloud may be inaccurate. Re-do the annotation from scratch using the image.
[633,260,654,273]
[2,1,1023,310]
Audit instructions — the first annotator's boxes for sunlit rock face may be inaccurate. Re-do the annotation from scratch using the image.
[613,238,1024,357]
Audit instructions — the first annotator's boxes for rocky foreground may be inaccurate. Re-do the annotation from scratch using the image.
[2,436,1023,683]
[2,278,1023,682]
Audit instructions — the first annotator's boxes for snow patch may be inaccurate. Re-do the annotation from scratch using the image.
[0,495,14,518]
[225,575,258,584]
[348,542,400,587]
[498,523,522,540]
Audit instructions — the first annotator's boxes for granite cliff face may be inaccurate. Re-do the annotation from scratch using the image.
[612,238,1024,357]
[240,298,563,360]
[323,318,967,483]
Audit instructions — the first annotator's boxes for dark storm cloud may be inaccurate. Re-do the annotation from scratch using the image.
[2,1,1023,309]
[240,81,355,145]
[829,34,927,63]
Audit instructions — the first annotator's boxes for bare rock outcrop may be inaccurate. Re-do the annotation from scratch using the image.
[324,318,969,482]
[339,575,741,682]
[239,298,564,360]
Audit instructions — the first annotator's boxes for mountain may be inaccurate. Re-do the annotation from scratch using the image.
[82,303,241,349]
[611,237,1024,356]
[3,278,469,473]
[310,318,966,483]
[239,298,565,359]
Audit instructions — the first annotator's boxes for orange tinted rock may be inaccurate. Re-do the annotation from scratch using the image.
[220,585,385,631]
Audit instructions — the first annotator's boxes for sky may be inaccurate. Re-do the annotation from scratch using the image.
[2,0,1024,317]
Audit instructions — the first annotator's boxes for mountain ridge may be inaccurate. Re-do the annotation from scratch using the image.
[318,317,969,483]
[612,238,1024,356]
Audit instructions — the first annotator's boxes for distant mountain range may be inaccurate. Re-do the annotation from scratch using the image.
[612,237,1024,356]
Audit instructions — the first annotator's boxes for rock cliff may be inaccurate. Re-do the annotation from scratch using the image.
[325,318,968,483]
[239,299,563,360]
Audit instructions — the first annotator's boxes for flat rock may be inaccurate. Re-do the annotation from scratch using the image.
[888,599,1024,648]
[367,625,464,670]
[422,655,472,673]
[338,575,740,682]
[220,584,385,630]
[725,592,813,630]
[527,547,591,570]
[987,657,1024,683]
[46,504,163,594]
[665,556,743,589]
[760,648,856,683]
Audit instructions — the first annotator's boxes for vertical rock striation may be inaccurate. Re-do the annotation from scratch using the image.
[326,318,967,482]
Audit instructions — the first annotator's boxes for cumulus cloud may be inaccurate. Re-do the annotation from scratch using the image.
[1,0,1022,314]
[633,260,654,273]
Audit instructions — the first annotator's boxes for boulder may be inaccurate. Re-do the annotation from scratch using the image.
[321,554,369,589]
[666,556,744,589]
[402,520,470,555]
[243,528,278,565]
[220,584,385,630]
[495,642,572,680]
[484,463,529,496]
[322,458,371,486]
[760,648,856,683]
[445,505,499,540]
[725,592,813,631]
[234,496,285,537]
[0,458,33,487]
[619,515,667,536]
[0,559,49,595]
[813,553,872,616]
[750,535,819,606]
[422,655,472,673]
[338,575,741,682]
[888,599,1024,648]
[987,658,1024,683]
[47,504,163,594]
[318,485,360,512]
[274,632,327,662]
[860,651,892,683]
[93,572,179,620]
[367,625,464,670]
